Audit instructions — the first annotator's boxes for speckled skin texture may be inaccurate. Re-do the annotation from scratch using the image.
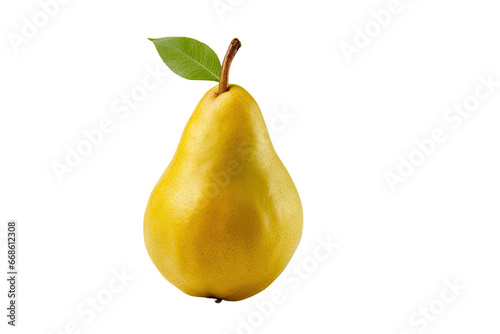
[144,84,302,301]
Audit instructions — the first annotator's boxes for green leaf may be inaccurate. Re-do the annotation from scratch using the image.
[149,37,221,82]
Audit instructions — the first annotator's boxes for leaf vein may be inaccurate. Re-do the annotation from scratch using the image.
[166,42,219,81]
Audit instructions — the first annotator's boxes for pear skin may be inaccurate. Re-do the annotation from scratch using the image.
[144,84,303,301]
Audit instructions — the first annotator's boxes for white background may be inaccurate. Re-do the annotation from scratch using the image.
[1,0,500,333]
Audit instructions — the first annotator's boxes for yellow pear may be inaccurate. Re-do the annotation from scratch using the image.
[144,39,302,302]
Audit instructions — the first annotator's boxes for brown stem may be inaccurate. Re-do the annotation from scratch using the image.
[218,38,242,95]
[215,298,222,304]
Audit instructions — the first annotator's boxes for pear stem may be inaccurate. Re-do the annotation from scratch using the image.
[215,298,222,304]
[218,38,242,95]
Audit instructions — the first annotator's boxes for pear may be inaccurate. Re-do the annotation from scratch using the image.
[144,39,302,302]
